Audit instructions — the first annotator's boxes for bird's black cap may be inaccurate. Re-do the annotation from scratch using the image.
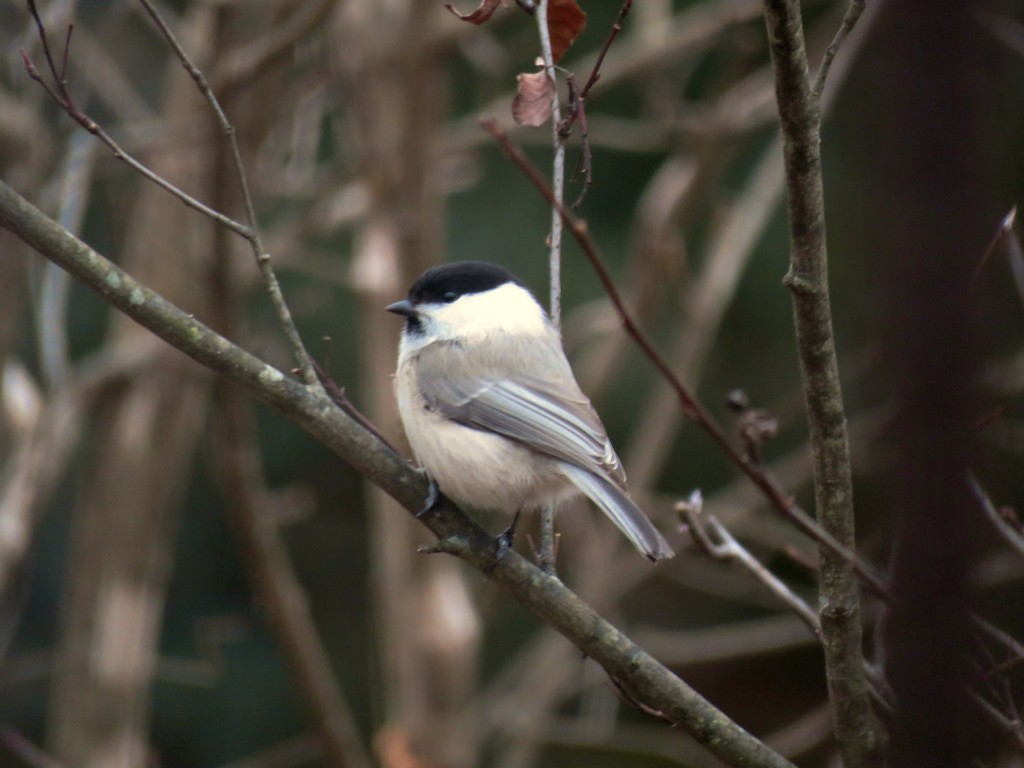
[407,261,523,306]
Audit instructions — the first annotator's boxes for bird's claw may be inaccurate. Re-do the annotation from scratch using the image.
[495,509,522,552]
[416,474,442,519]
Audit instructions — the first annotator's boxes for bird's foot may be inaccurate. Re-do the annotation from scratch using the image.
[496,509,522,552]
[415,474,443,519]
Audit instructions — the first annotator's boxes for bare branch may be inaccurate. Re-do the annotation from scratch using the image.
[558,0,632,135]
[535,0,565,573]
[479,116,888,602]
[810,0,865,104]
[134,0,319,388]
[0,177,798,768]
[970,473,1024,560]
[556,0,634,205]
[762,0,882,761]
[678,492,822,636]
[535,0,565,329]
[21,0,321,388]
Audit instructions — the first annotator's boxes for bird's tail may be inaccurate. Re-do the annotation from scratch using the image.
[559,464,674,561]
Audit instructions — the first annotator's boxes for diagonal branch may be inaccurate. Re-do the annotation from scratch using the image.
[0,178,797,768]
[679,494,822,636]
[810,0,865,104]
[132,0,318,389]
[21,0,320,388]
[479,116,889,602]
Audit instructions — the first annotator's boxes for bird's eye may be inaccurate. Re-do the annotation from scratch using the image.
[442,291,458,303]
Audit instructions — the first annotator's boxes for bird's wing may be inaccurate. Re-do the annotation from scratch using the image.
[416,340,627,488]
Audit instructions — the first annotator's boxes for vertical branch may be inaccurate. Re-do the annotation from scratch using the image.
[535,0,565,330]
[761,0,884,765]
[535,0,563,574]
[35,133,94,390]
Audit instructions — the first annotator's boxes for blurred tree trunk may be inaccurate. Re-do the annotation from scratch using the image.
[333,2,482,766]
[0,89,52,651]
[47,10,218,767]
[843,0,1012,764]
[0,90,47,381]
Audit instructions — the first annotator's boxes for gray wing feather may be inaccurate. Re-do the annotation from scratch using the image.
[429,375,626,487]
[415,337,674,560]
[559,464,674,561]
[417,338,626,487]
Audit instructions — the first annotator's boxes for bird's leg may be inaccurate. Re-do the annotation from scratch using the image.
[416,474,443,518]
[497,509,522,551]
[415,476,472,556]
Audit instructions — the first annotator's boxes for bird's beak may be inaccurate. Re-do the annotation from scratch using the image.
[386,300,416,317]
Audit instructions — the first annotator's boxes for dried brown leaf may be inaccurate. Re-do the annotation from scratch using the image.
[445,0,505,24]
[548,0,587,62]
[512,70,554,126]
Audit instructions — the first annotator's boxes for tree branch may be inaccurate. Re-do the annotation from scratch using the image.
[679,494,822,637]
[0,178,796,768]
[479,116,889,603]
[810,0,865,104]
[535,0,563,574]
[23,0,320,388]
[133,0,319,389]
[761,0,884,764]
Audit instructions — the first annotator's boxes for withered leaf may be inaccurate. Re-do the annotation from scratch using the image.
[512,71,555,126]
[445,0,505,25]
[548,0,586,62]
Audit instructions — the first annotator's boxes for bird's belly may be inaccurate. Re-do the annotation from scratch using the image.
[402,406,574,513]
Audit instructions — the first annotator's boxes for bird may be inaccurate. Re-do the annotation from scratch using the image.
[386,260,674,562]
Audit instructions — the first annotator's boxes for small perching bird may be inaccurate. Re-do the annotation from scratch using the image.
[387,261,674,562]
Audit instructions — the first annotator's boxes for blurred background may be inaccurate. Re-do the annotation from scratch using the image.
[1,0,1024,766]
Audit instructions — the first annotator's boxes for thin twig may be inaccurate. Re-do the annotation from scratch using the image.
[20,2,252,240]
[134,0,320,388]
[970,473,1024,559]
[679,493,822,636]
[810,0,865,104]
[21,0,320,388]
[536,0,564,573]
[561,73,593,206]
[19,49,252,239]
[559,0,632,131]
[971,206,1018,284]
[314,361,397,453]
[582,0,631,101]
[559,0,633,206]
[479,116,888,601]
